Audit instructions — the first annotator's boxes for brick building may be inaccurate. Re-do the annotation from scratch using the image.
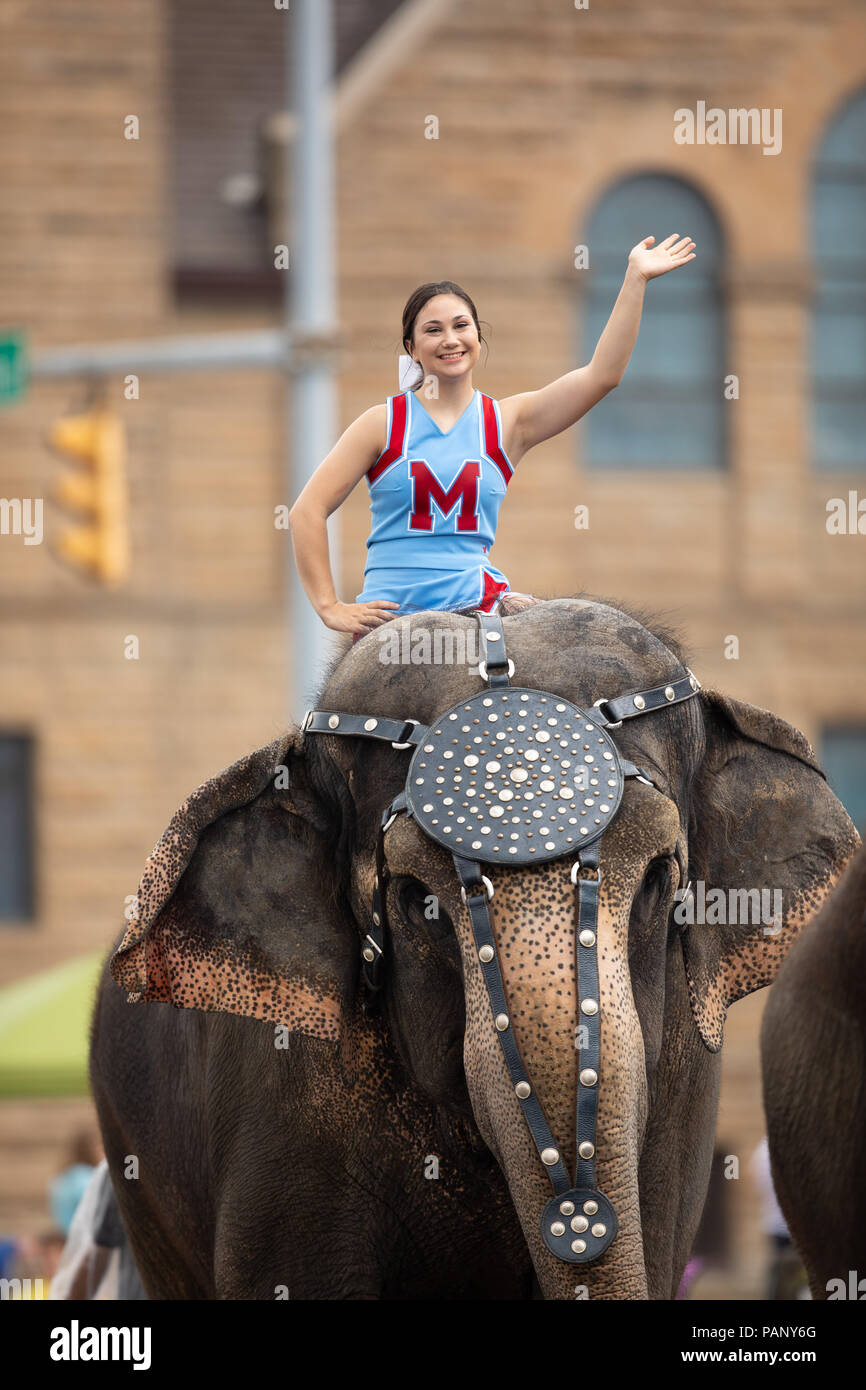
[1,0,864,1297]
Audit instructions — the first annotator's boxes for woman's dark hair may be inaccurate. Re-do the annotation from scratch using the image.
[401,281,487,388]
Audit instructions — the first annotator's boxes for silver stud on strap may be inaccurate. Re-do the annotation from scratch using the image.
[364,717,378,731]
[591,1223,607,1238]
[478,944,494,963]
[550,1221,566,1237]
[583,1199,598,1215]
[541,1147,560,1166]
[580,1068,598,1086]
[578,929,596,947]
[328,714,340,728]
[664,685,675,701]
[515,1081,531,1099]
[362,947,375,962]
[560,1201,575,1216]
[633,695,646,710]
[571,1239,586,1254]
[581,998,598,1016]
[578,1141,595,1160]
[495,1013,510,1031]
[570,1215,588,1233]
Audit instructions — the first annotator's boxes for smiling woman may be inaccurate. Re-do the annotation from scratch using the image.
[288,241,696,637]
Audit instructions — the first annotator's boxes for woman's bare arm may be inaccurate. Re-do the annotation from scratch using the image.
[500,234,695,461]
[289,404,401,633]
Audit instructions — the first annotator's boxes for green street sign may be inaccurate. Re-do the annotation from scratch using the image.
[0,330,27,406]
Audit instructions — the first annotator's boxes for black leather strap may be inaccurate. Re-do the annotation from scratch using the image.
[476,611,512,688]
[361,793,406,1012]
[574,838,601,1190]
[451,836,607,1201]
[451,852,573,1195]
[593,669,701,726]
[302,709,429,748]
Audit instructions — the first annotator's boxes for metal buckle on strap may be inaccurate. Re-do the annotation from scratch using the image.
[570,859,603,886]
[301,708,313,731]
[363,933,383,957]
[477,657,515,681]
[391,718,420,750]
[460,875,495,905]
[591,697,622,730]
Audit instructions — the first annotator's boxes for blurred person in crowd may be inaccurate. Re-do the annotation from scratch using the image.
[49,1159,147,1300]
[4,1229,66,1297]
[49,1127,103,1235]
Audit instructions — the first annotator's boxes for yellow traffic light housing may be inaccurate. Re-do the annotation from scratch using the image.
[50,409,129,586]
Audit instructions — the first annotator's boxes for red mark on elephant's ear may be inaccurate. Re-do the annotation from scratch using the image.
[115,915,341,1042]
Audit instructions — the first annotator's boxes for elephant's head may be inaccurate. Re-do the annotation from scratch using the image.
[110,598,860,1299]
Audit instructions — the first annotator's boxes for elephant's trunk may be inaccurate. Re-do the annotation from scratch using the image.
[457,863,649,1299]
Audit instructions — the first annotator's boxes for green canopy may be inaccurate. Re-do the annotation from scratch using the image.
[0,950,106,1097]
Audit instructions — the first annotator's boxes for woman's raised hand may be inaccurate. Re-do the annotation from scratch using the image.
[628,233,696,281]
[320,599,402,635]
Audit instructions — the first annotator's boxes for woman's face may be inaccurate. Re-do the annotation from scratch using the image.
[406,293,480,385]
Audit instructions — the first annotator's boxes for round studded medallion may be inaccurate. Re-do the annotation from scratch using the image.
[540,1189,618,1263]
[406,688,624,865]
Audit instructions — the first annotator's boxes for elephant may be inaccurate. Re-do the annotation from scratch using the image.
[89,595,860,1299]
[761,840,866,1300]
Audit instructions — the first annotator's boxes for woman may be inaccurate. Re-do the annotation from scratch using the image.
[289,233,695,641]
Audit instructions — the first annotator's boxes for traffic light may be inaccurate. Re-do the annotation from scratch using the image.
[50,408,129,586]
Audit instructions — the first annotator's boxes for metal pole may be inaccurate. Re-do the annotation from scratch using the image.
[288,0,339,723]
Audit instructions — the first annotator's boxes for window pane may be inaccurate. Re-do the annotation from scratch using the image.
[810,89,866,470]
[813,176,866,255]
[813,400,866,470]
[813,299,866,382]
[820,728,866,834]
[580,174,725,471]
[0,735,34,922]
[585,391,725,468]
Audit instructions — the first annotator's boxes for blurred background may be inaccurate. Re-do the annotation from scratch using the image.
[1,0,865,1299]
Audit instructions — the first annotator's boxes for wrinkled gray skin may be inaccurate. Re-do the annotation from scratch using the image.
[90,599,859,1299]
[762,843,866,1299]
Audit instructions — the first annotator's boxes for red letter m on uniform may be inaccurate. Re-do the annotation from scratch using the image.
[409,459,480,532]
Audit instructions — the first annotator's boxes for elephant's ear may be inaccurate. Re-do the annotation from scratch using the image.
[109,729,353,1041]
[682,690,860,1052]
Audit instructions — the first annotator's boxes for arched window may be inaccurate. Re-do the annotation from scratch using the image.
[820,726,866,832]
[811,88,866,471]
[579,174,726,470]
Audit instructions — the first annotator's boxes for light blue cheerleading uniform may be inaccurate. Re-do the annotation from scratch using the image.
[355,388,516,617]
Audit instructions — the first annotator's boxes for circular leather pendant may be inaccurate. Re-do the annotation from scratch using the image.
[540,1188,618,1263]
[406,688,624,866]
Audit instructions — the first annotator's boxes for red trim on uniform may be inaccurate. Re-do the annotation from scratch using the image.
[477,569,510,612]
[368,394,408,484]
[481,395,513,485]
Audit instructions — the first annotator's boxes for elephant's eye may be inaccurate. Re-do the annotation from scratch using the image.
[394,876,454,943]
[634,854,677,922]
